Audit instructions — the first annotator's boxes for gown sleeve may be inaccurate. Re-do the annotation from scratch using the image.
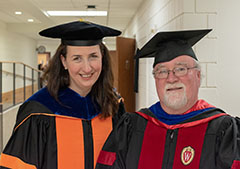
[96,112,133,169]
[113,98,126,128]
[216,116,240,169]
[0,101,57,169]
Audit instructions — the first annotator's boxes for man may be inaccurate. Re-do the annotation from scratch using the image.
[95,29,240,169]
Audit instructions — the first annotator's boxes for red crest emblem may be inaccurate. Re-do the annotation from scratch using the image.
[181,146,195,165]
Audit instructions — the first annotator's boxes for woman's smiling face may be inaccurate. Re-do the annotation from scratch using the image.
[61,45,102,96]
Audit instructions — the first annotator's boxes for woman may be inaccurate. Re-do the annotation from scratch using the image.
[0,21,125,169]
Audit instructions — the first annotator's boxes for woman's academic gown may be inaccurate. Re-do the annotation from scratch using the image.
[0,87,125,169]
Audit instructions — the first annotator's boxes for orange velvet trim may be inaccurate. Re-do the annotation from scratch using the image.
[92,116,112,168]
[0,153,37,169]
[56,116,84,169]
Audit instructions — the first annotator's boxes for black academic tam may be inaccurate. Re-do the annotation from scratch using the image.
[135,29,212,67]
[39,20,121,46]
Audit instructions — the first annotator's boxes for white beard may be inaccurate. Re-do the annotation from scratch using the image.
[163,83,187,110]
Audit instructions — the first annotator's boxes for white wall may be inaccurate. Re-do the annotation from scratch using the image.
[0,20,38,92]
[124,0,240,116]
[1,104,20,151]
[0,21,37,65]
[0,21,38,152]
[216,0,240,116]
[37,39,60,58]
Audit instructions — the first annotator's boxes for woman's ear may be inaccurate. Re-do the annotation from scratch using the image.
[60,55,67,70]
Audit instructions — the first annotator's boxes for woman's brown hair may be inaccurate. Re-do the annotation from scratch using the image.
[42,42,119,118]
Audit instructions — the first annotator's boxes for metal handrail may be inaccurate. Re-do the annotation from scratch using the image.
[0,61,42,152]
[0,61,39,72]
[0,61,41,111]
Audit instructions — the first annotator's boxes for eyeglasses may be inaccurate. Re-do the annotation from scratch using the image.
[152,66,198,79]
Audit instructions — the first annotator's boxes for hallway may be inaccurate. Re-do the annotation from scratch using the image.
[1,0,240,154]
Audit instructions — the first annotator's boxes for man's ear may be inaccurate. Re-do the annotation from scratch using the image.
[60,55,67,70]
[197,70,201,86]
[197,70,201,78]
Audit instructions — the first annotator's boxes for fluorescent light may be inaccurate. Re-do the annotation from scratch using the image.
[43,11,49,17]
[28,19,34,22]
[15,11,22,15]
[46,11,107,16]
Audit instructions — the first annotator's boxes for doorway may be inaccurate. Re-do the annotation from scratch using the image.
[114,37,136,112]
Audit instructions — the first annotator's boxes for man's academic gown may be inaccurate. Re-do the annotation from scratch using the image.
[0,87,125,169]
[96,101,240,169]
